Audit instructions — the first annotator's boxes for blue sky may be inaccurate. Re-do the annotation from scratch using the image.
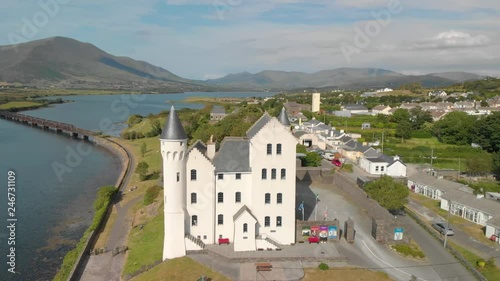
[1,0,499,79]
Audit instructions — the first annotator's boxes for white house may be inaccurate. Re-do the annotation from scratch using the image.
[440,190,499,226]
[371,105,392,115]
[485,217,500,242]
[359,155,407,177]
[428,90,447,97]
[161,106,297,260]
[407,173,472,200]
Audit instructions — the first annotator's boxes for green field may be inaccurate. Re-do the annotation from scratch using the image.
[0,101,44,110]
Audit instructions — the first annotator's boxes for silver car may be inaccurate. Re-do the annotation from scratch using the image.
[432,222,455,236]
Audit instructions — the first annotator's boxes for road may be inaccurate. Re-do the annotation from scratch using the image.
[306,160,476,281]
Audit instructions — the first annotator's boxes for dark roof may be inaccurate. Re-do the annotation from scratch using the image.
[277,107,291,126]
[344,104,368,111]
[340,135,352,143]
[213,138,250,172]
[246,113,271,139]
[160,106,187,140]
[233,205,258,222]
[211,106,226,114]
[441,189,500,215]
[188,140,207,155]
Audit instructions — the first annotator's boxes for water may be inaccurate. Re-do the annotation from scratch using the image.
[0,91,274,280]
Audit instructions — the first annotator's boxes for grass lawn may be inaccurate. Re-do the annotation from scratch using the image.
[0,101,43,110]
[303,267,394,281]
[449,242,500,281]
[123,208,164,277]
[131,257,232,281]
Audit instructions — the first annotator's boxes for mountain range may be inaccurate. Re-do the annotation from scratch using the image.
[0,37,486,91]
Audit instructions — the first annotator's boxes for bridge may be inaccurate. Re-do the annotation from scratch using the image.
[0,110,96,140]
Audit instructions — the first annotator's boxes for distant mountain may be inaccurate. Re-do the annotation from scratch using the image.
[428,72,485,82]
[0,36,204,90]
[207,68,484,90]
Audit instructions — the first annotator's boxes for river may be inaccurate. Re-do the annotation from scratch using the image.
[0,91,274,281]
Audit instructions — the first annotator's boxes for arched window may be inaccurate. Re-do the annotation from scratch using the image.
[190,169,197,180]
[267,144,272,155]
[191,215,198,226]
[264,216,270,227]
[277,144,282,155]
[277,193,283,204]
[217,192,224,203]
[235,192,241,203]
[265,193,271,204]
[271,169,277,179]
[276,216,282,227]
[218,214,224,225]
[261,168,267,180]
[243,223,248,233]
[281,168,286,179]
[190,192,197,204]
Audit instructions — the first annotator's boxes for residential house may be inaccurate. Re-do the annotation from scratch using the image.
[428,90,448,97]
[400,103,419,110]
[359,155,406,177]
[210,106,227,121]
[485,217,500,242]
[440,190,500,226]
[477,107,500,116]
[342,104,369,114]
[454,101,475,109]
[436,102,453,111]
[487,96,500,108]
[407,173,473,200]
[371,105,392,115]
[361,92,377,97]
[294,131,326,150]
[419,102,438,110]
[429,110,448,121]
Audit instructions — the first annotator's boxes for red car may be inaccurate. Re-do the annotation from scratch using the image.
[308,236,320,244]
[332,159,342,167]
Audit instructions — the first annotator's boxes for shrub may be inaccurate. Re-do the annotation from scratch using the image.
[485,258,496,269]
[318,263,329,270]
[411,130,432,138]
[144,186,162,206]
[341,163,353,173]
[477,259,486,268]
[391,243,425,259]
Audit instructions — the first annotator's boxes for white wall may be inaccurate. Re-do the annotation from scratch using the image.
[387,162,407,177]
[485,224,499,239]
[249,118,297,245]
[215,172,252,242]
[234,212,257,251]
[186,148,216,244]
[312,93,320,113]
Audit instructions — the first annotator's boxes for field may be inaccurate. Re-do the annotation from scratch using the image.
[130,257,232,281]
[303,267,393,281]
[0,101,44,110]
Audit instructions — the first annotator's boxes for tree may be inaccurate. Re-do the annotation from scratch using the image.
[390,108,410,124]
[433,111,476,145]
[493,152,500,179]
[395,120,412,140]
[472,112,500,153]
[296,144,307,153]
[140,142,147,157]
[364,175,409,211]
[409,107,433,130]
[466,155,493,176]
[302,152,322,167]
[135,161,149,181]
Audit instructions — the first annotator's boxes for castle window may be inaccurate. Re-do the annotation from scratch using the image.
[191,192,197,204]
[243,223,248,233]
[217,192,224,203]
[271,169,276,180]
[267,144,272,155]
[264,216,270,227]
[281,169,286,180]
[277,193,282,204]
[218,214,223,225]
[265,193,271,204]
[277,144,282,155]
[190,169,197,181]
[236,173,241,180]
[218,174,224,180]
[235,192,241,203]
[381,166,385,172]
[375,166,379,172]
[261,169,267,180]
[176,172,180,182]
[276,216,282,227]
[192,215,198,226]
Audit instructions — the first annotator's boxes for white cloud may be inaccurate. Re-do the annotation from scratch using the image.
[409,30,490,50]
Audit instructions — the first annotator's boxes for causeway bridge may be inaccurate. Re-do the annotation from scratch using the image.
[0,110,96,139]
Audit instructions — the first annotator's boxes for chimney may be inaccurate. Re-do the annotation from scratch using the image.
[393,155,400,161]
[206,135,216,160]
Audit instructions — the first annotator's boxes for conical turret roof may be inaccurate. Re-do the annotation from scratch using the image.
[277,107,291,126]
[160,106,187,140]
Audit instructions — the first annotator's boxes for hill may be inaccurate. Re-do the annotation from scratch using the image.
[207,68,484,90]
[0,37,204,91]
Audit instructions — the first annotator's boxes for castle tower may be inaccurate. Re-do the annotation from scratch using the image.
[160,106,187,260]
[312,92,321,113]
[277,107,291,130]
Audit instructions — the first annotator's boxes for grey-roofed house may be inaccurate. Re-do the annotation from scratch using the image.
[407,173,473,200]
[342,104,369,114]
[246,113,272,140]
[210,105,227,121]
[486,216,500,242]
[359,154,406,177]
[440,189,500,226]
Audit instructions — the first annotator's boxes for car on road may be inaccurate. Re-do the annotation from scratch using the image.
[432,222,454,236]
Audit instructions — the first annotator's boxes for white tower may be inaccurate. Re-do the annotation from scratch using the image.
[312,92,321,113]
[160,106,187,260]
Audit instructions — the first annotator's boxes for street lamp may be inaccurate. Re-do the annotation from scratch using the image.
[444,199,451,248]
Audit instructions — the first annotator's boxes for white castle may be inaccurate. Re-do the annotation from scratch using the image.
[160,106,297,260]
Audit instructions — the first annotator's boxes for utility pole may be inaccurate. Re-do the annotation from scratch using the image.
[458,158,461,179]
[430,148,434,172]
[381,131,385,153]
[444,200,452,248]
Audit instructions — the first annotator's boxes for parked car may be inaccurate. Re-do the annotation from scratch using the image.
[332,159,342,167]
[432,222,454,236]
[322,153,335,161]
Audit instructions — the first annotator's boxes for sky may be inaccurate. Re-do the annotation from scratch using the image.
[1,0,499,80]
